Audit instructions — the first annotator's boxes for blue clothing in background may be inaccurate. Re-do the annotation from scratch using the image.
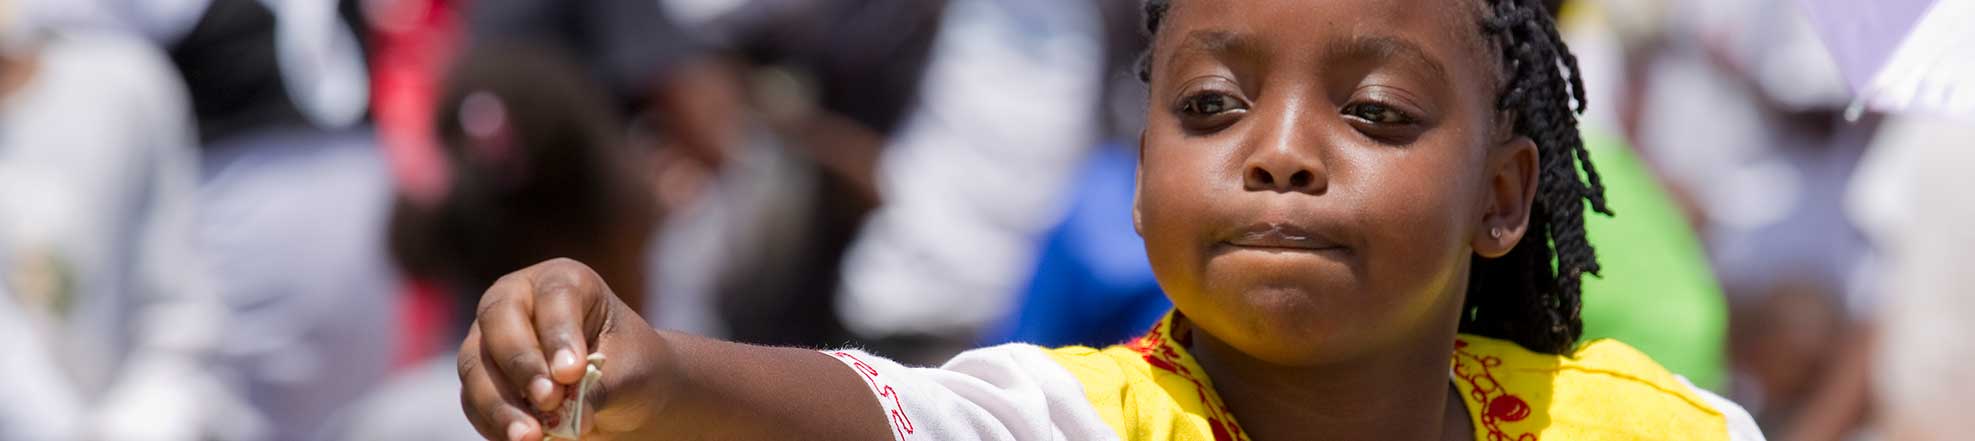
[985,145,1169,348]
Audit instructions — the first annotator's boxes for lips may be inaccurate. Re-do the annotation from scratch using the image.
[1223,222,1346,252]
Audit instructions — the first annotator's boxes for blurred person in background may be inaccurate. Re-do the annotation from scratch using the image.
[504,0,949,350]
[26,0,403,437]
[831,0,1108,363]
[26,0,402,437]
[1618,0,1881,437]
[461,0,732,211]
[322,41,654,441]
[673,0,947,353]
[0,8,255,440]
[1820,0,1975,438]
[166,2,404,439]
[431,0,949,358]
[980,0,1167,349]
[445,0,722,340]
[1851,115,1975,441]
[6,0,398,438]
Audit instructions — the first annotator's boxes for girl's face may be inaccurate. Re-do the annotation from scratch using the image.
[1136,0,1539,365]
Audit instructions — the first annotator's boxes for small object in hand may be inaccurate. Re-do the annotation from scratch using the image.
[544,353,606,440]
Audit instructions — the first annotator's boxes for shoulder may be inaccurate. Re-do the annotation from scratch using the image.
[1035,344,1154,384]
[1453,335,1764,441]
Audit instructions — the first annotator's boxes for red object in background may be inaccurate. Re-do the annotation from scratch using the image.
[369,0,462,208]
[369,0,465,369]
[394,278,456,369]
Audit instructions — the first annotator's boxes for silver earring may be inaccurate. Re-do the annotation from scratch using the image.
[1489,227,1503,239]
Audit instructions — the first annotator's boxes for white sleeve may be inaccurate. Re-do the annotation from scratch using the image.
[822,344,1118,441]
[1679,376,1766,441]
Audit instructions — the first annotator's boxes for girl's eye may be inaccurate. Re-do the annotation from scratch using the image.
[1342,102,1416,125]
[1180,92,1244,117]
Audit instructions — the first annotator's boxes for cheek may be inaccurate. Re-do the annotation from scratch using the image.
[1340,148,1479,294]
[1137,148,1221,290]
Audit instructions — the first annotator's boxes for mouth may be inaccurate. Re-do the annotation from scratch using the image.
[1220,222,1348,253]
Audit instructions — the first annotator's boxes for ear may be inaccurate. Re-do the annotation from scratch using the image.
[1133,131,1148,236]
[1473,136,1539,258]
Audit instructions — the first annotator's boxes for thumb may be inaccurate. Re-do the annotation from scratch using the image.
[543,353,607,440]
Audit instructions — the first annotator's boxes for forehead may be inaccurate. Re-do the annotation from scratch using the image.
[1157,0,1501,86]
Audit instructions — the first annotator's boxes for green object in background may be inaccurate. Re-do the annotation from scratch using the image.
[1576,130,1728,392]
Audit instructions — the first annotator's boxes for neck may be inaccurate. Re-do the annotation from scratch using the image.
[1191,319,1468,441]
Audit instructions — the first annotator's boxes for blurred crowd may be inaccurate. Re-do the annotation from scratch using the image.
[0,0,1967,440]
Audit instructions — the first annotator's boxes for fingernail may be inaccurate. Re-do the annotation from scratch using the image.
[553,349,579,372]
[506,421,529,441]
[529,376,554,403]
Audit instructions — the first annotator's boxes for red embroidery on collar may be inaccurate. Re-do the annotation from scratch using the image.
[1453,339,1536,441]
[1132,316,1250,441]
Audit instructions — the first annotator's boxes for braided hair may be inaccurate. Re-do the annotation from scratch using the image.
[1138,0,1611,355]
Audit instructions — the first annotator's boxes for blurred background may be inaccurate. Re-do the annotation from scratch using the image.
[0,0,1969,440]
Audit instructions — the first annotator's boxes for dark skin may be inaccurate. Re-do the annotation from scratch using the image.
[1137,0,1536,439]
[458,0,1543,439]
[456,258,894,441]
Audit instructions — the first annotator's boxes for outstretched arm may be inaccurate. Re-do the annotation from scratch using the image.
[457,258,893,441]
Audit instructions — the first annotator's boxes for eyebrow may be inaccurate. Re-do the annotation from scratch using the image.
[1174,30,1451,80]
[1179,29,1259,55]
[1153,29,1264,74]
[1337,35,1452,84]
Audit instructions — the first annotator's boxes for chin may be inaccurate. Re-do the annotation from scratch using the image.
[1229,302,1373,365]
[1183,283,1385,366]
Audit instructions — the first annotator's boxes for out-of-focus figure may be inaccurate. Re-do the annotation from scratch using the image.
[625,0,948,351]
[195,124,398,441]
[447,0,721,341]
[833,0,1107,362]
[165,2,403,440]
[1850,115,1975,441]
[0,18,255,441]
[1816,1,1975,440]
[1612,0,1879,437]
[321,42,653,441]
[978,0,1164,350]
[24,0,403,438]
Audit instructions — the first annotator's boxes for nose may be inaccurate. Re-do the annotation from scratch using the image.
[1242,110,1328,194]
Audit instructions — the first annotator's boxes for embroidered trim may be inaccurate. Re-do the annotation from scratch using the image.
[828,351,916,441]
[1452,339,1536,441]
[1129,316,1251,441]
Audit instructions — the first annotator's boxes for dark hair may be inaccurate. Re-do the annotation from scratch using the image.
[1138,0,1610,355]
[390,41,649,295]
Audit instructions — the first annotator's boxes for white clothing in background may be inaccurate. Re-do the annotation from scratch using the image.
[1848,115,1975,441]
[0,30,252,441]
[836,0,1104,339]
[196,129,400,441]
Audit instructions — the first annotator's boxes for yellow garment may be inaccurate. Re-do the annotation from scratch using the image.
[1043,312,1729,441]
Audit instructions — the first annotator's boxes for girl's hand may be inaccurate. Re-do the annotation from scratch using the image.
[458,258,670,441]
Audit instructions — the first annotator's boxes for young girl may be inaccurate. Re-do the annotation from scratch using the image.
[457,0,1763,439]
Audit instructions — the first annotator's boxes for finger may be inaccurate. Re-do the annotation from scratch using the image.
[531,258,605,384]
[460,326,544,441]
[479,272,560,411]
